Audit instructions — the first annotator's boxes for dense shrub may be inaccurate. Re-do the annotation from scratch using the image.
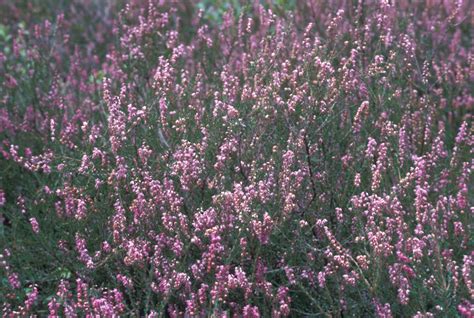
[0,1,472,316]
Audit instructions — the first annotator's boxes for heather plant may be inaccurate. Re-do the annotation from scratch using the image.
[0,0,473,317]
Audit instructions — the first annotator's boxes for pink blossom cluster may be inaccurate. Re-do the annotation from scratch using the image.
[0,0,472,317]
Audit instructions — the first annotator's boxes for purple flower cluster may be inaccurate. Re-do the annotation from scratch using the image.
[0,0,472,317]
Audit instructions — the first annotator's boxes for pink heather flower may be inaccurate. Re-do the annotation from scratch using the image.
[101,241,112,253]
[56,279,71,300]
[354,173,361,187]
[458,300,474,318]
[367,230,393,257]
[388,263,411,305]
[29,217,40,234]
[371,142,388,191]
[356,255,369,270]
[462,253,474,299]
[450,121,471,167]
[243,305,260,318]
[24,285,39,311]
[130,191,147,224]
[455,121,469,144]
[92,297,115,316]
[43,186,51,194]
[116,274,133,289]
[0,2,472,317]
[75,233,94,269]
[214,136,238,171]
[284,266,296,285]
[115,156,128,181]
[204,229,224,273]
[353,101,369,133]
[64,304,77,317]
[456,162,470,209]
[398,124,409,165]
[275,286,291,317]
[147,311,159,318]
[78,154,90,174]
[335,207,344,223]
[8,272,20,289]
[95,178,103,190]
[366,137,378,160]
[317,271,327,288]
[75,198,87,220]
[123,238,150,266]
[0,189,5,206]
[76,278,91,314]
[138,143,153,165]
[172,141,202,191]
[185,294,199,317]
[112,199,126,243]
[47,297,60,317]
[251,212,274,245]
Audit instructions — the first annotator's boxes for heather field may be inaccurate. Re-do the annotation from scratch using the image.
[0,0,473,317]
